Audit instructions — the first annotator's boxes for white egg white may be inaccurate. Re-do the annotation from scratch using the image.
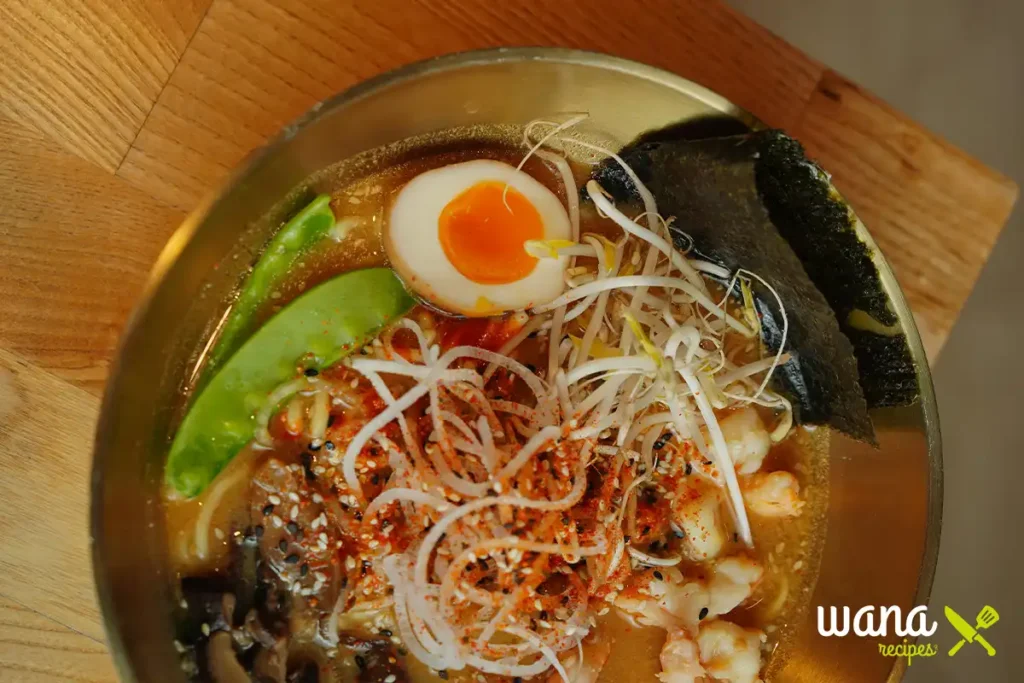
[385,159,571,316]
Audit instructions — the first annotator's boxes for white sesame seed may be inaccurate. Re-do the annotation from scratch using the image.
[200,623,210,636]
[346,556,357,570]
[271,515,283,528]
[214,528,225,540]
[384,675,397,683]
[288,492,300,503]
[173,639,186,653]
[312,493,323,503]
[268,494,282,505]
[290,505,299,519]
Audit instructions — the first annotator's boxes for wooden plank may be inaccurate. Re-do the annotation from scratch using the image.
[0,597,115,683]
[0,0,212,171]
[0,117,185,395]
[0,349,103,640]
[792,70,1019,360]
[117,0,823,211]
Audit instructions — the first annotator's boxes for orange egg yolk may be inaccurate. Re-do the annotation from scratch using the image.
[438,181,544,284]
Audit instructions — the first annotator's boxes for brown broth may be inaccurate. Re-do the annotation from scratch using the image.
[165,134,830,682]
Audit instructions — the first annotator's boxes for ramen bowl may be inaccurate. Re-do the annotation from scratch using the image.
[92,48,941,683]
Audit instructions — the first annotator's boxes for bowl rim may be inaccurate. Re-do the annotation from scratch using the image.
[91,46,942,683]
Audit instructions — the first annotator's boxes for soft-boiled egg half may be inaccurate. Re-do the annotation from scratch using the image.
[385,160,571,316]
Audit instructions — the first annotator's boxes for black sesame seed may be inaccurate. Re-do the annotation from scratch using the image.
[354,511,363,522]
[540,610,548,620]
[324,441,336,451]
[672,527,685,539]
[327,415,336,427]
[262,504,274,516]
[304,367,319,377]
[398,648,407,656]
[528,331,539,339]
[437,670,449,680]
[355,655,367,670]
[653,571,664,581]
[699,607,709,620]
[526,363,537,373]
[380,628,393,637]
[309,442,322,451]
[703,460,713,466]
[254,525,265,538]
[653,433,671,450]
[733,532,739,543]
[371,474,381,486]
[286,522,299,535]
[285,554,300,564]
[514,677,524,683]
[278,540,288,552]
[300,563,309,577]
[685,462,693,476]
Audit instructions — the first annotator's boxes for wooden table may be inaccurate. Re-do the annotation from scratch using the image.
[0,1,1016,680]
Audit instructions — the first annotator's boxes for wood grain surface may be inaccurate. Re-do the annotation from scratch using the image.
[0,0,1016,679]
[0,0,212,172]
[0,598,115,683]
[0,118,185,395]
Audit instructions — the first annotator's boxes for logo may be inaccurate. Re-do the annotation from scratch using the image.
[945,605,999,657]
[816,604,999,666]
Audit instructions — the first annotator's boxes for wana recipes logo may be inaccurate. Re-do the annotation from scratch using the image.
[817,603,1000,665]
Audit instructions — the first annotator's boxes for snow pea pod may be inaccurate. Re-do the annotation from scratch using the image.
[205,194,336,375]
[166,268,414,497]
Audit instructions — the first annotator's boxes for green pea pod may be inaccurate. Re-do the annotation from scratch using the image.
[166,268,414,497]
[205,194,336,375]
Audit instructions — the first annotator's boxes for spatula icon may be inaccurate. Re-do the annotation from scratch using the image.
[947,605,999,656]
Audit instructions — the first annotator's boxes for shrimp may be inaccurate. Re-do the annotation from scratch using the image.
[706,556,764,617]
[741,471,803,517]
[672,481,727,561]
[696,619,766,683]
[658,629,706,683]
[615,567,709,631]
[713,407,772,475]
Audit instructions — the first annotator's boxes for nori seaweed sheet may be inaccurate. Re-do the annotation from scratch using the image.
[753,132,918,408]
[591,130,901,443]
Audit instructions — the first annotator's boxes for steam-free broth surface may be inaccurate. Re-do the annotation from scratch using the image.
[164,127,829,683]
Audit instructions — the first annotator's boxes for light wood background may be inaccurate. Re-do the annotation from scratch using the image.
[0,0,1016,680]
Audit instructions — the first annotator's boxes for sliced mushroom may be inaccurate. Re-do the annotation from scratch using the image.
[207,632,252,683]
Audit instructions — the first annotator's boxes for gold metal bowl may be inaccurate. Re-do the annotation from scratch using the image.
[92,47,941,682]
